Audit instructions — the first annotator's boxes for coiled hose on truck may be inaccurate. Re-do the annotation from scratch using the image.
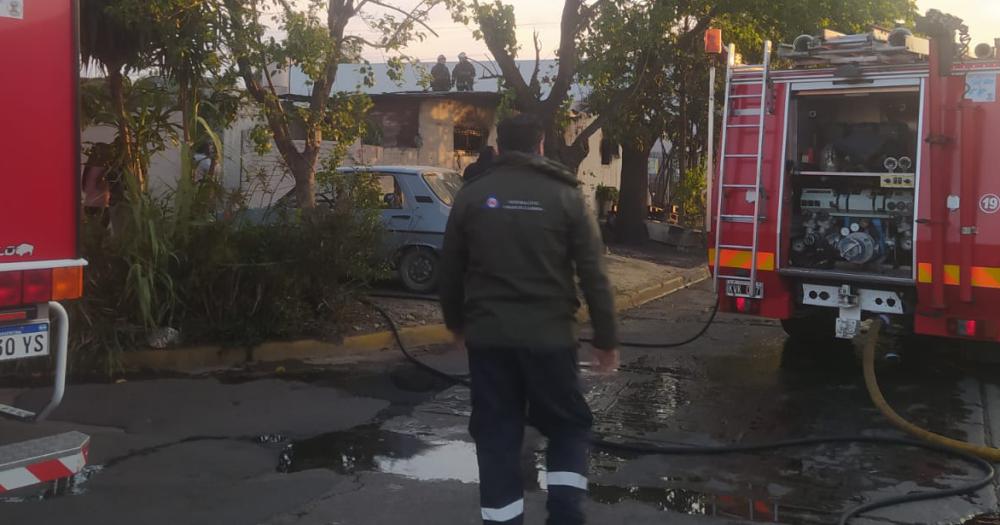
[363,298,997,525]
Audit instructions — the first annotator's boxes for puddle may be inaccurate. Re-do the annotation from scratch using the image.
[376,440,479,483]
[590,483,833,524]
[278,422,479,483]
[280,423,428,474]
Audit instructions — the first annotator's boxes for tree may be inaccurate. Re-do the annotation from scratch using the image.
[223,0,441,209]
[447,0,609,173]
[582,0,917,242]
[80,0,155,190]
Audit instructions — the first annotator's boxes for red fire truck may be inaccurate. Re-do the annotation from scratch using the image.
[0,1,90,494]
[710,11,1000,342]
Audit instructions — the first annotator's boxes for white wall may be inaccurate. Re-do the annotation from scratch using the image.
[568,119,622,214]
[81,125,183,199]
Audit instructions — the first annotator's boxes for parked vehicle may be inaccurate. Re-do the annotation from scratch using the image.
[340,166,461,293]
[247,166,462,293]
[710,18,1000,342]
[0,0,91,493]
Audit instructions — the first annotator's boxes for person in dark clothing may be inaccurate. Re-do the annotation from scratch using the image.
[440,114,619,525]
[453,52,476,91]
[431,54,452,91]
[463,145,496,181]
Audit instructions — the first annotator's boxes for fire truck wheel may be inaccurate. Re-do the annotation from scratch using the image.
[399,247,439,293]
[781,314,836,341]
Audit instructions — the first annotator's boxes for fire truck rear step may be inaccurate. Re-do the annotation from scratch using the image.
[0,431,89,494]
[779,268,915,287]
[0,405,35,421]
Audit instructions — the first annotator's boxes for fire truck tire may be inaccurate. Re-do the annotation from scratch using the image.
[781,314,836,341]
[398,247,439,294]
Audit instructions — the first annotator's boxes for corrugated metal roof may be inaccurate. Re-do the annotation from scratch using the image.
[287,59,592,103]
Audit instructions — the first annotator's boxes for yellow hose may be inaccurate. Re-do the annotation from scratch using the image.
[863,320,1000,462]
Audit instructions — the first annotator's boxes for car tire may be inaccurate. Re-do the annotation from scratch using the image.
[398,248,439,294]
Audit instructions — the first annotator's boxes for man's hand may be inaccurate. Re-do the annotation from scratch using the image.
[591,348,620,374]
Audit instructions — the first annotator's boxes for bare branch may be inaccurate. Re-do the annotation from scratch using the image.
[543,0,585,112]
[366,0,440,37]
[529,31,541,89]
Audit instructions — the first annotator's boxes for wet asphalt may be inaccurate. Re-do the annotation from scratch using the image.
[2,282,1000,524]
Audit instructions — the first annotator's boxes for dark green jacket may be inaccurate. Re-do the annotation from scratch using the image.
[439,152,618,350]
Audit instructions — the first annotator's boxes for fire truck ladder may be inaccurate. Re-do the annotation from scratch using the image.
[713,41,772,296]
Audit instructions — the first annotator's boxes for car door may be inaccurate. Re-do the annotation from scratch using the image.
[406,170,461,251]
[377,173,414,253]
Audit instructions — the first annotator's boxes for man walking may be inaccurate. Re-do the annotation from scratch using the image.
[440,114,619,525]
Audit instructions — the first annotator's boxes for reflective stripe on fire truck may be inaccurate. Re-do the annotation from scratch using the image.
[917,263,1000,289]
[708,249,776,271]
[0,431,89,493]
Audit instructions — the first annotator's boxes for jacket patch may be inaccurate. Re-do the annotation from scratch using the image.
[486,196,500,209]
[503,200,545,212]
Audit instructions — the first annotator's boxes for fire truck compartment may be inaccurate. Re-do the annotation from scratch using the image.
[784,88,921,281]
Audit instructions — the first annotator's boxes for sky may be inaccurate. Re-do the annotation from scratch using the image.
[350,0,1000,63]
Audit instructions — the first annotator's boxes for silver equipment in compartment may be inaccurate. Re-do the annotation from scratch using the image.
[792,189,914,268]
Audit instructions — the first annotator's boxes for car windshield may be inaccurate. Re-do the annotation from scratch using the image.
[422,171,463,206]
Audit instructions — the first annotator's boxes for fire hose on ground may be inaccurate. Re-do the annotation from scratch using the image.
[363,297,998,524]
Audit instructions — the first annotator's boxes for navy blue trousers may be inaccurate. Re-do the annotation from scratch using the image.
[468,345,593,525]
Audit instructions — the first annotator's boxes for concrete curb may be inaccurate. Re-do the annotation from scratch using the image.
[121,266,711,373]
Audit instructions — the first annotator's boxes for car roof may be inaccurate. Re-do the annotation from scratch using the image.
[335,165,458,176]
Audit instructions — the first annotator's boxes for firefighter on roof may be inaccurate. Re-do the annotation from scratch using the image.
[431,54,452,91]
[453,52,476,91]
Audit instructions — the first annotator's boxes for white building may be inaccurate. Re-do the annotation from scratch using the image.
[84,59,622,212]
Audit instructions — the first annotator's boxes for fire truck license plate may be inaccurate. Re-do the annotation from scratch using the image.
[725,280,763,298]
[0,322,49,362]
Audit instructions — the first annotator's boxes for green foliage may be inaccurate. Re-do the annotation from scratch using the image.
[223,0,440,207]
[72,171,387,374]
[579,0,915,237]
[282,6,340,79]
[595,184,620,203]
[674,164,708,228]
[494,87,518,123]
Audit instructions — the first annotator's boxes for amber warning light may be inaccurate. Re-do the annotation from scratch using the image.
[0,267,84,308]
[705,28,723,54]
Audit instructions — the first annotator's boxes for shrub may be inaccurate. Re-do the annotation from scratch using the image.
[67,169,387,375]
[595,184,620,203]
[673,164,707,229]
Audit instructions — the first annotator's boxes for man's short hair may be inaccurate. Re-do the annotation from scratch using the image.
[497,114,544,154]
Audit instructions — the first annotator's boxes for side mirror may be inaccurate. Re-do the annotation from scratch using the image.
[384,193,398,207]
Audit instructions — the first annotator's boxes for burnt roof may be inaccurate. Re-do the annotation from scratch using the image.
[280,90,502,105]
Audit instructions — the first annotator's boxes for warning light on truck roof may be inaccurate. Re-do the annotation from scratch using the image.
[705,28,723,54]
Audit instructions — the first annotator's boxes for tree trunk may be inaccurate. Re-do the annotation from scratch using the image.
[677,71,689,179]
[546,129,589,175]
[288,154,318,209]
[107,67,144,195]
[614,141,653,244]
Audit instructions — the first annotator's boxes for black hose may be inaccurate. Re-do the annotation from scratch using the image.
[367,290,437,301]
[368,290,721,349]
[362,298,471,386]
[363,300,998,525]
[580,299,721,348]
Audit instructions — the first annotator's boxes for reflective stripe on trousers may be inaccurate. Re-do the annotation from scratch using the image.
[547,471,588,491]
[469,345,594,525]
[482,498,525,522]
